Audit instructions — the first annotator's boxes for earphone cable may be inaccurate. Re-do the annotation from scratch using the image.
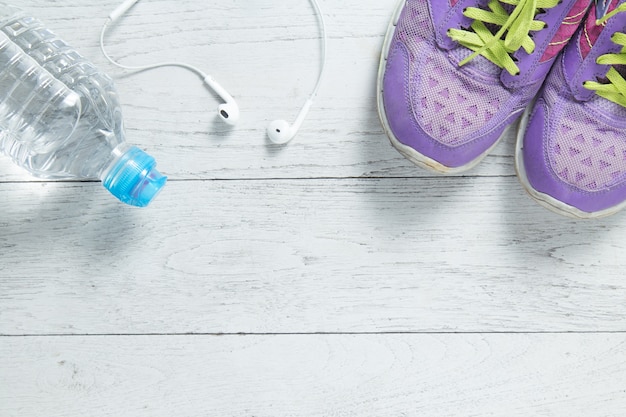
[99,19,209,80]
[100,1,326,101]
[310,0,327,100]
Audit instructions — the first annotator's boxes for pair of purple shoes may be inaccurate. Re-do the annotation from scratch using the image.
[378,0,626,218]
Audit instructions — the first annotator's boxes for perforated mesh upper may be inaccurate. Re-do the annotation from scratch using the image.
[393,0,527,147]
[394,0,432,50]
[411,50,512,146]
[387,0,592,151]
[544,66,626,191]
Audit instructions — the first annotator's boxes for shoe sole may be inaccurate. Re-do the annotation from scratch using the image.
[376,0,511,174]
[514,104,625,219]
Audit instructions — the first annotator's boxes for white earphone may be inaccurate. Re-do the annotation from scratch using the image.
[100,0,239,125]
[266,1,326,144]
[267,99,313,144]
[100,0,327,144]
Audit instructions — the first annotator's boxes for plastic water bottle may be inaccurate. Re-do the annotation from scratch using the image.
[0,3,166,207]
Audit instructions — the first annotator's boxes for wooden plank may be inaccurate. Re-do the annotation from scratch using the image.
[0,0,514,182]
[1,334,625,416]
[2,178,626,335]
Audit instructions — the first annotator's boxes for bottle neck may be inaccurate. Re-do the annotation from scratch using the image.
[100,144,167,207]
[99,142,132,180]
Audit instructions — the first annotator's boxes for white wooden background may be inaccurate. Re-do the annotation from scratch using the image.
[1,1,626,416]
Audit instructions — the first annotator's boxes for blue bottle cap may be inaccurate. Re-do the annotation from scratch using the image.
[103,146,167,207]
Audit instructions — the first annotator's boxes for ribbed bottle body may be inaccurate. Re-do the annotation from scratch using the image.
[0,4,125,180]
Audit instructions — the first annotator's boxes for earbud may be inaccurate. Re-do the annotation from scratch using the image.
[267,0,326,144]
[217,102,239,125]
[102,0,239,126]
[204,75,239,125]
[267,99,313,144]
[104,0,327,133]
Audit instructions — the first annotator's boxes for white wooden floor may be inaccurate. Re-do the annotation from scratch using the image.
[1,1,626,416]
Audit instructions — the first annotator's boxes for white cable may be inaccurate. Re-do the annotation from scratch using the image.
[99,19,208,80]
[100,0,327,131]
[101,1,327,97]
[309,0,327,99]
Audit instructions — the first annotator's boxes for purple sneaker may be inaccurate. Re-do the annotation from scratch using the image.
[378,0,591,173]
[516,1,626,218]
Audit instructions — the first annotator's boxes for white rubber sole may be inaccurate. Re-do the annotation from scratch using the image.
[514,104,626,220]
[376,0,511,175]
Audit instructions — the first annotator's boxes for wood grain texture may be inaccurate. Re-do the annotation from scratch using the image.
[2,2,626,416]
[1,334,626,417]
[0,0,513,182]
[2,178,626,334]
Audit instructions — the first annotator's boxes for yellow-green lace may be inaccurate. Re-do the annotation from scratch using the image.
[448,0,560,75]
[583,5,626,107]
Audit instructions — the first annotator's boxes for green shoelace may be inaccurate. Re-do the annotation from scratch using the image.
[584,5,626,107]
[448,0,560,75]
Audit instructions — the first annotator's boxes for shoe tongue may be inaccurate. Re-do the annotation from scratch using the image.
[583,0,622,59]
[583,0,626,79]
